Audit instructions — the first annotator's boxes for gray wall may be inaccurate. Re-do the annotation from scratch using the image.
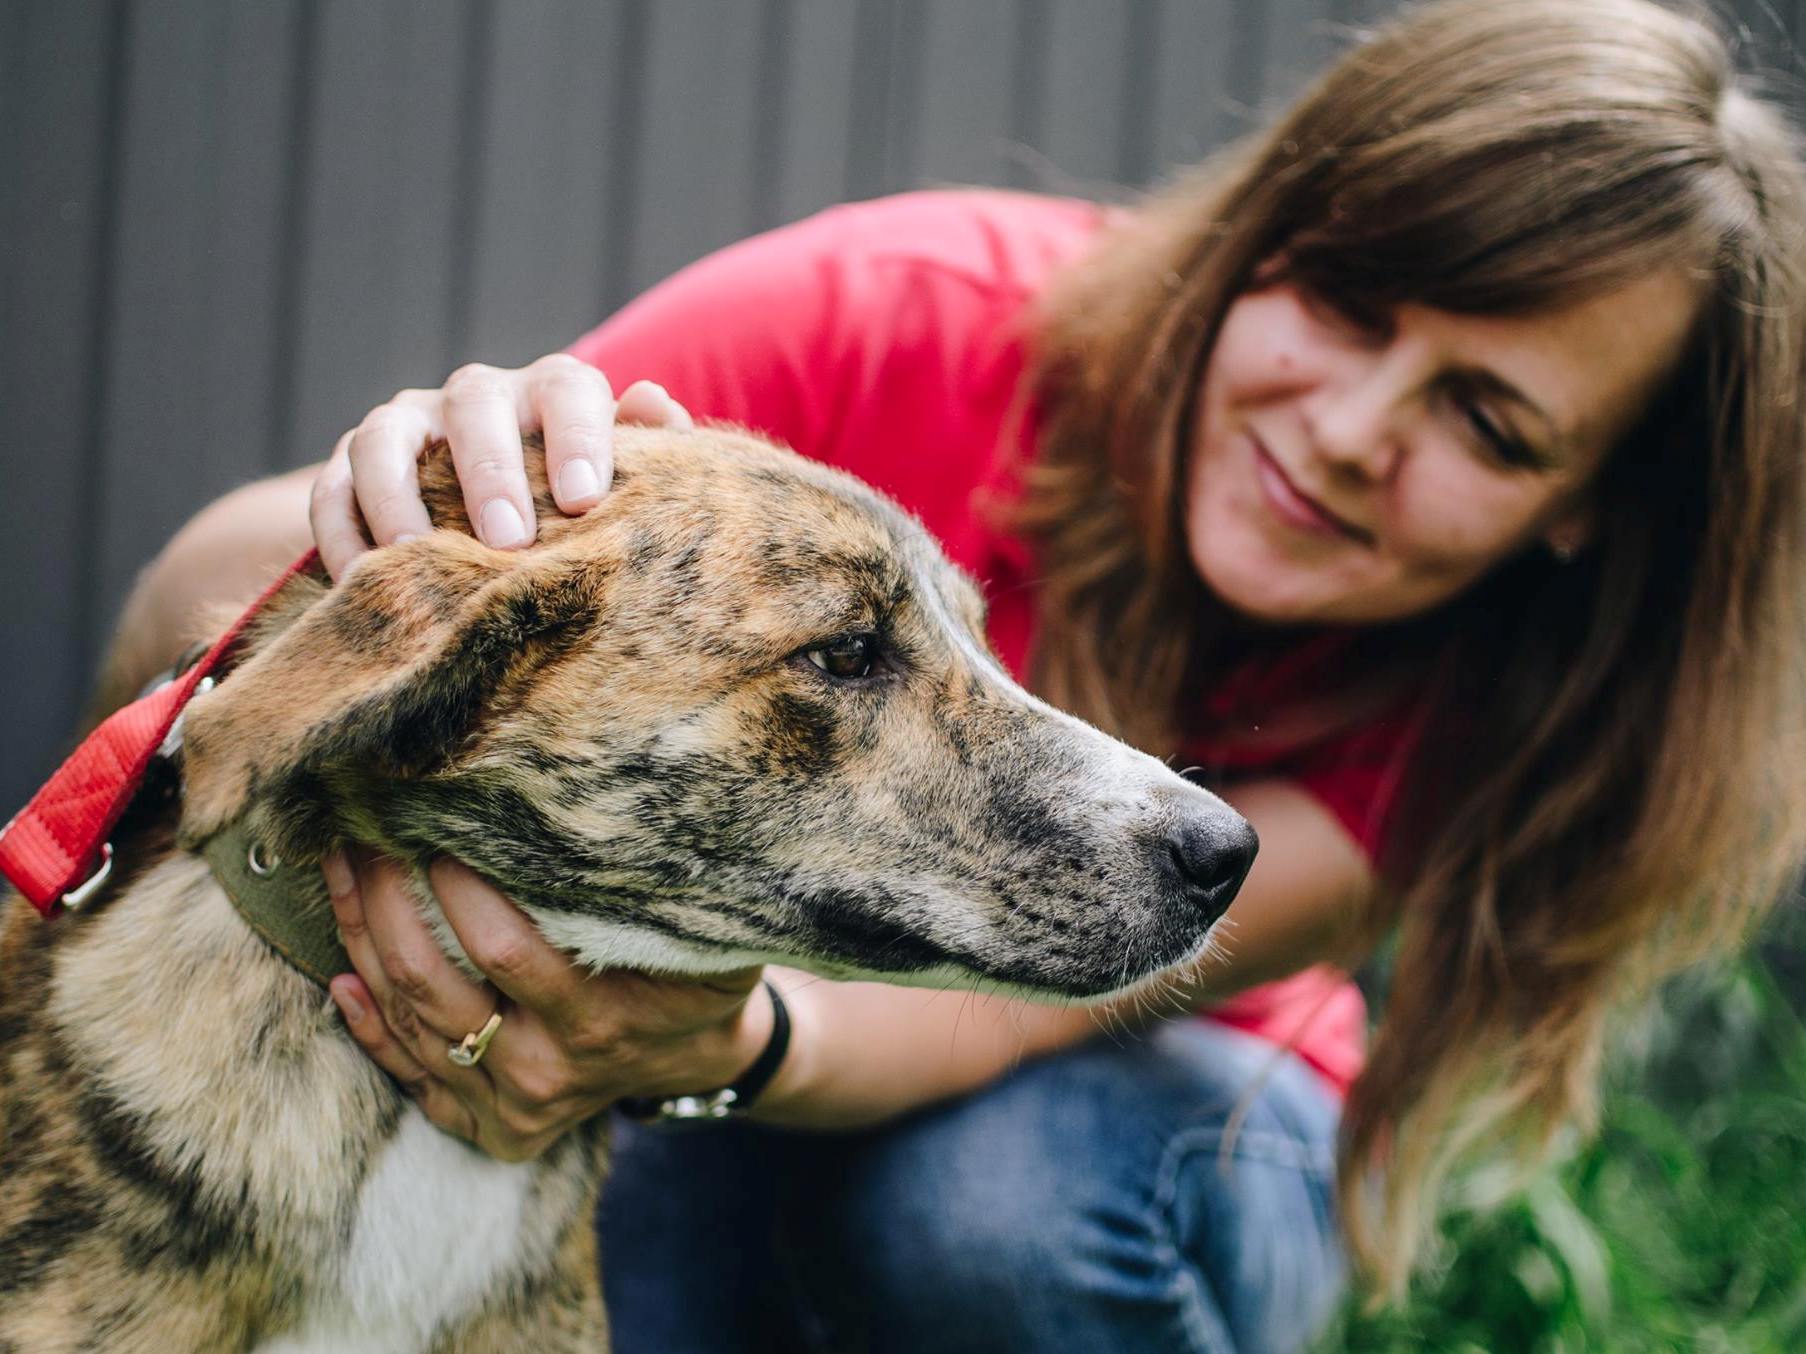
[1,0,1801,815]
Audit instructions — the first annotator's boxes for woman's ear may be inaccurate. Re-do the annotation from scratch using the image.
[1541,501,1594,563]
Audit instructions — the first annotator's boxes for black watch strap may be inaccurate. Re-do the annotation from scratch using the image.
[618,981,792,1123]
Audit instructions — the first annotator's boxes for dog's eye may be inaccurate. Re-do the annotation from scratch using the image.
[804,634,879,680]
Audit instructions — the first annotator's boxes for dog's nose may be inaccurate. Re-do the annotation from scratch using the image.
[1161,814,1258,921]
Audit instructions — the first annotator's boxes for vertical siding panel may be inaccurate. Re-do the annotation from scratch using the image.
[1117,0,1161,187]
[879,0,928,190]
[843,0,900,202]
[262,0,319,475]
[597,0,652,315]
[92,0,227,625]
[463,1,623,363]
[438,0,493,368]
[195,2,303,479]
[1005,0,1051,189]
[745,0,795,234]
[1034,0,1135,193]
[912,0,1018,189]
[769,0,862,227]
[1148,0,1244,172]
[1222,0,1269,139]
[620,1,764,296]
[285,0,475,472]
[0,0,121,806]
[95,0,303,636]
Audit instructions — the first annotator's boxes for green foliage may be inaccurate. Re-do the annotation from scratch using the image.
[1320,952,1806,1352]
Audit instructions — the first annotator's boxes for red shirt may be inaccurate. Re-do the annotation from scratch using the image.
[567,190,1408,1096]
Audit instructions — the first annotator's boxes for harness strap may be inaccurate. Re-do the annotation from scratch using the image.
[201,820,349,989]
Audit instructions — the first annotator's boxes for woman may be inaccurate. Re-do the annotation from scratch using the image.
[115,1,1806,1349]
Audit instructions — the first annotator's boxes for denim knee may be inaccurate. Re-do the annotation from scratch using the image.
[777,1022,1346,1354]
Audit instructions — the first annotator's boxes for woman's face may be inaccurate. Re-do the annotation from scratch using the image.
[1184,269,1701,625]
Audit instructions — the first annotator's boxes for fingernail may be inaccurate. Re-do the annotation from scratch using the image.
[392,531,421,546]
[322,850,354,898]
[479,499,528,549]
[557,459,600,504]
[331,983,365,1025]
[662,394,693,430]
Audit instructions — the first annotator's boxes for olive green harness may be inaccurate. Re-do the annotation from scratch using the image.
[201,822,350,989]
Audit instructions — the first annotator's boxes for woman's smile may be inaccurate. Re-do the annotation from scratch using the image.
[1249,431,1372,544]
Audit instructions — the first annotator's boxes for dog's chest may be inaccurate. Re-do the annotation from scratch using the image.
[253,1110,538,1354]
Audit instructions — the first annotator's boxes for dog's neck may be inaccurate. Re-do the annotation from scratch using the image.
[131,633,351,990]
[198,820,348,988]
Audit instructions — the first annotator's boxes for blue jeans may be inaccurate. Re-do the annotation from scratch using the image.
[598,1020,1346,1353]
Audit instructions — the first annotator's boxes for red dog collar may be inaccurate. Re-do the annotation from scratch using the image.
[0,549,320,917]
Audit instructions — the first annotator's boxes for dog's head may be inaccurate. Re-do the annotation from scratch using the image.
[179,428,1255,1000]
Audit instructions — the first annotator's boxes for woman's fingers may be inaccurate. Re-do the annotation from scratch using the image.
[328,973,434,1092]
[461,1002,593,1134]
[616,378,694,431]
[325,892,584,1153]
[427,858,593,1027]
[441,363,538,550]
[325,850,499,1076]
[345,397,437,548]
[528,354,617,513]
[327,972,482,1141]
[367,856,500,1039]
[327,941,570,1144]
[312,356,685,581]
[310,433,371,580]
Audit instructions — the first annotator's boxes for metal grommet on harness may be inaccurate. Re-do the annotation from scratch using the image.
[247,841,280,876]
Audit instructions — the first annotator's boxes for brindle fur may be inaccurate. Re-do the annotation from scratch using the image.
[1,427,1253,1351]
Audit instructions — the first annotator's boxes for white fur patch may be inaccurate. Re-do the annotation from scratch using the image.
[253,1110,536,1354]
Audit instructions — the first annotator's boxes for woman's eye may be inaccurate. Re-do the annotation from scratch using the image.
[804,635,879,680]
[1460,399,1538,469]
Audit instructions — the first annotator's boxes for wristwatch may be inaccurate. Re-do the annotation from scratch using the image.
[617,980,792,1123]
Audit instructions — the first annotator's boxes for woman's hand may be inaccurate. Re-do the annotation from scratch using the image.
[323,851,775,1160]
[308,353,694,579]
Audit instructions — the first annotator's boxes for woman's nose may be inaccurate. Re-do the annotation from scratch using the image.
[1300,349,1411,481]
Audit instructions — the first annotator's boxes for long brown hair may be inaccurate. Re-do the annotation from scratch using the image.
[1015,0,1806,1287]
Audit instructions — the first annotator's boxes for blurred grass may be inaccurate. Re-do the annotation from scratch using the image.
[1319,908,1806,1352]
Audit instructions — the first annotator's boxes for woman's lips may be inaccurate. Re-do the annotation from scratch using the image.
[1251,436,1371,544]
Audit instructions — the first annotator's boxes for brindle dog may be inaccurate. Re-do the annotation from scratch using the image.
[0,427,1256,1352]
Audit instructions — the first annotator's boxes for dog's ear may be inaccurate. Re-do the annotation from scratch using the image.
[177,532,605,858]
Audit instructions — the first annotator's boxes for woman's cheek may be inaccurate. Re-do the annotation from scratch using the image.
[1389,466,1549,579]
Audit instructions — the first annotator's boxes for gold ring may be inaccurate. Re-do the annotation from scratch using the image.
[447,1012,503,1068]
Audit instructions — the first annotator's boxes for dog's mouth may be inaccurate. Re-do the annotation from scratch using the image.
[789,916,1229,1002]
[521,867,1234,1003]
[741,862,1245,1000]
